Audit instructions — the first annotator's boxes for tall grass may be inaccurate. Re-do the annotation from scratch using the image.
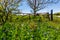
[0,15,60,40]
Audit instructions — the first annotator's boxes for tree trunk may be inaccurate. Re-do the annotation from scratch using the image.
[34,0,36,16]
[34,11,36,16]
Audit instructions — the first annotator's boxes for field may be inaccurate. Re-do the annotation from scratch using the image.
[0,14,60,40]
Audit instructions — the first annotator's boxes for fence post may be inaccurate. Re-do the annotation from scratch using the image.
[47,12,50,21]
[51,9,53,21]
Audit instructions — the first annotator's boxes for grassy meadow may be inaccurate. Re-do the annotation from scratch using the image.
[0,13,60,40]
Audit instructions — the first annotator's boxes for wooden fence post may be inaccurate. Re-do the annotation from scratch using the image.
[47,12,50,21]
[51,9,53,21]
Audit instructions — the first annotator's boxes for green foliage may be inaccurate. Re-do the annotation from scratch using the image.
[0,0,21,25]
[0,14,60,40]
[54,12,60,15]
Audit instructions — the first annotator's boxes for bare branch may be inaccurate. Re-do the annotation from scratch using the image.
[27,0,60,15]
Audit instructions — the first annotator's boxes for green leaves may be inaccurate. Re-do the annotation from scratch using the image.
[0,15,60,40]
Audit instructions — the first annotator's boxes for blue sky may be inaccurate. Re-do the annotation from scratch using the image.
[19,0,60,13]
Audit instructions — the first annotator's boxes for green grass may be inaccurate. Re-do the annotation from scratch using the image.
[0,15,60,40]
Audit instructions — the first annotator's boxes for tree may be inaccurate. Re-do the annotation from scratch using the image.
[27,0,59,16]
[0,0,21,24]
